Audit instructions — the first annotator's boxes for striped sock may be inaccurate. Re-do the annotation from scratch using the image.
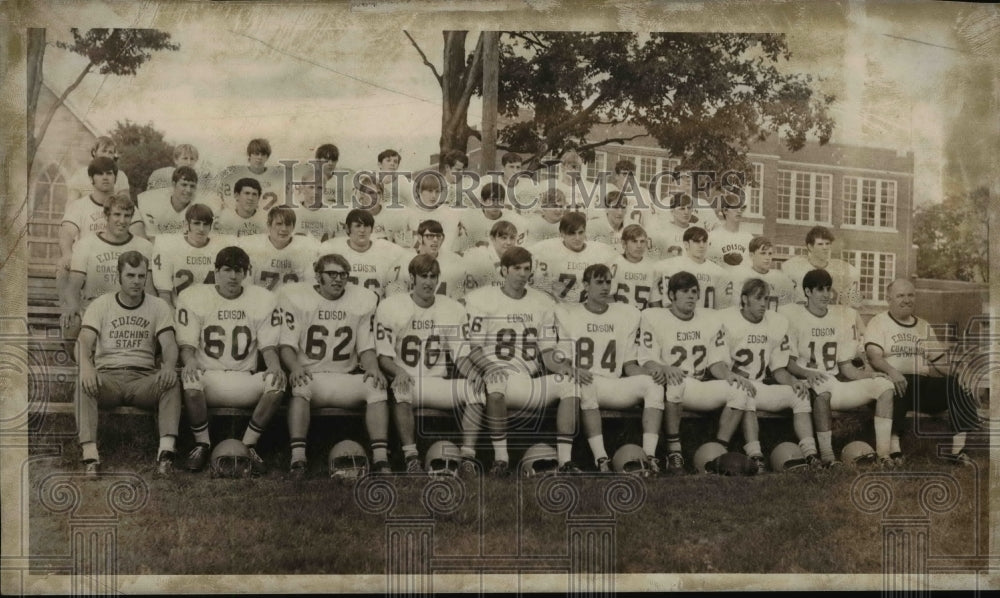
[666,434,682,455]
[371,440,389,463]
[798,437,818,457]
[242,420,265,447]
[290,438,307,464]
[191,421,210,446]
[556,435,573,465]
[402,444,418,460]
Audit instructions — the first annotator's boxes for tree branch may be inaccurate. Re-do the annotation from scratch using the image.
[445,33,484,135]
[403,31,443,86]
[574,134,650,154]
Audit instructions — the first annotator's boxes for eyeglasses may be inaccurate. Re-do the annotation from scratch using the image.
[422,233,444,240]
[321,271,350,280]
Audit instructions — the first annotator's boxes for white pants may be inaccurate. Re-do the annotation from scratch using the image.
[394,375,469,410]
[750,380,812,414]
[814,377,894,410]
[580,375,665,411]
[667,378,750,411]
[476,371,578,409]
[293,372,387,406]
[183,370,282,408]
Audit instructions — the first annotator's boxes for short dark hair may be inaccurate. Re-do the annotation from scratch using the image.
[215,246,251,273]
[559,211,587,235]
[669,192,692,209]
[501,152,522,166]
[682,226,708,244]
[748,236,773,254]
[88,157,118,179]
[314,253,351,276]
[602,191,626,209]
[805,226,835,246]
[247,138,271,157]
[315,143,340,162]
[490,220,517,239]
[116,250,148,277]
[480,182,506,203]
[802,268,833,293]
[614,159,636,175]
[417,219,444,236]
[172,166,198,184]
[621,224,646,243]
[408,253,441,278]
[501,246,532,270]
[234,177,262,195]
[443,150,468,169]
[267,205,296,226]
[103,194,135,216]
[582,263,612,283]
[667,271,700,298]
[740,278,769,306]
[185,202,214,224]
[345,208,375,229]
[540,188,566,207]
[377,149,400,164]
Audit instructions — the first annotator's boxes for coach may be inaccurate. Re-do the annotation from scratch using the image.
[864,278,980,465]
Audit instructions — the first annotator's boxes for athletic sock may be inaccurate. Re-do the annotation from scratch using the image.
[490,434,508,463]
[642,433,659,457]
[158,435,176,454]
[890,434,901,455]
[665,434,682,455]
[371,440,389,463]
[290,438,307,464]
[81,441,99,463]
[874,417,892,457]
[402,444,418,460]
[817,431,835,462]
[588,435,608,464]
[242,419,265,447]
[798,437,818,458]
[951,432,967,455]
[460,446,476,460]
[556,435,573,465]
[191,421,210,446]
[743,440,763,458]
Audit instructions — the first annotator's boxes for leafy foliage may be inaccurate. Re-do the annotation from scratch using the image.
[54,29,179,76]
[109,120,174,197]
[913,187,990,282]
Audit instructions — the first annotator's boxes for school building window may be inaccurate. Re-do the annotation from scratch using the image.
[842,176,896,229]
[777,170,831,223]
[843,250,895,303]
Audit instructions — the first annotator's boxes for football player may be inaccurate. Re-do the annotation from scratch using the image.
[707,193,755,267]
[215,138,286,211]
[314,143,354,208]
[781,226,862,307]
[212,178,269,237]
[376,254,472,473]
[725,237,797,313]
[540,150,595,216]
[386,219,464,300]
[521,188,568,247]
[462,220,518,292]
[650,192,696,259]
[559,264,665,472]
[638,271,757,474]
[76,250,181,476]
[240,206,320,291]
[717,278,821,472]
[454,182,528,255]
[650,226,728,309]
[376,148,413,209]
[151,203,236,307]
[176,246,285,475]
[147,143,212,191]
[528,212,617,303]
[463,247,585,475]
[587,191,628,253]
[131,166,219,242]
[401,173,460,253]
[59,157,119,289]
[780,269,896,468]
[277,253,389,477]
[289,163,341,241]
[492,151,539,214]
[439,150,471,208]
[319,209,406,298]
[61,194,155,348]
[609,224,659,310]
[66,136,131,201]
[609,159,657,228]
[865,278,981,465]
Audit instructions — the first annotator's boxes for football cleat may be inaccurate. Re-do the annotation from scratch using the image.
[458,458,480,478]
[596,457,612,473]
[693,442,727,474]
[83,459,100,477]
[489,460,511,478]
[804,454,823,469]
[328,440,370,480]
[770,442,808,472]
[646,456,662,476]
[824,459,844,470]
[425,440,462,477]
[749,455,767,475]
[156,451,175,476]
[890,451,905,467]
[247,446,268,477]
[519,444,558,478]
[611,444,652,477]
[406,455,425,474]
[290,460,307,479]
[943,451,974,467]
[186,443,211,472]
[666,452,686,476]
[209,440,253,479]
[878,456,896,470]
[841,441,877,467]
[372,460,393,475]
[557,461,583,474]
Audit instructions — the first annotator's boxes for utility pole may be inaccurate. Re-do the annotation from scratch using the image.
[481,31,499,174]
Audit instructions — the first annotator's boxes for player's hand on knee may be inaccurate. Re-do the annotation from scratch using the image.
[791,381,810,402]
[645,365,667,386]
[664,366,685,387]
[889,371,907,396]
[60,309,79,329]
[288,367,312,388]
[156,366,178,393]
[570,367,593,385]
[363,369,387,390]
[181,364,203,385]
[80,365,100,397]
[728,373,755,397]
[265,368,286,390]
[391,372,414,395]
[804,370,828,387]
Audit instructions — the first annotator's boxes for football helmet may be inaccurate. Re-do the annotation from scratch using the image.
[210,439,252,479]
[611,444,651,477]
[520,443,559,478]
[770,442,808,472]
[841,440,877,466]
[707,451,755,476]
[425,440,462,477]
[328,440,369,480]
[693,442,727,474]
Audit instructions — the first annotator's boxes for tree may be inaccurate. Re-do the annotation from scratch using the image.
[26,28,179,179]
[912,187,990,283]
[109,120,174,198]
[406,32,834,173]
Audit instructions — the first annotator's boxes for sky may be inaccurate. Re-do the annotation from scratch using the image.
[29,1,998,205]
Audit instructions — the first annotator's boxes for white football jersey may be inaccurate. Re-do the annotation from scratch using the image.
[146,166,214,192]
[239,234,320,291]
[401,205,461,254]
[318,237,406,298]
[215,164,288,211]
[587,216,626,253]
[375,293,467,379]
[864,311,937,377]
[277,282,378,374]
[293,206,341,241]
[151,233,237,296]
[461,245,506,293]
[648,221,689,260]
[134,187,221,238]
[212,207,269,238]
[725,266,797,312]
[175,284,279,372]
[529,238,617,303]
[81,291,175,370]
[609,254,658,311]
[651,255,730,309]
[69,233,154,304]
[779,303,859,375]
[638,308,728,380]
[717,306,792,381]
[67,167,130,199]
[781,256,862,307]
[454,209,529,255]
[555,302,641,378]
[707,228,755,268]
[385,250,465,301]
[61,196,109,239]
[520,215,563,247]
[464,286,559,377]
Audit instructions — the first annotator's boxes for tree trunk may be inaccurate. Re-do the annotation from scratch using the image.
[438,31,483,169]
[26,28,46,179]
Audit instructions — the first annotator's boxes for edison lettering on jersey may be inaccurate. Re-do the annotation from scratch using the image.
[318,310,347,320]
[218,309,248,320]
[676,330,701,341]
[187,256,213,265]
[746,334,769,344]
[507,313,534,323]
[411,320,435,330]
[588,323,614,333]
[811,327,836,338]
